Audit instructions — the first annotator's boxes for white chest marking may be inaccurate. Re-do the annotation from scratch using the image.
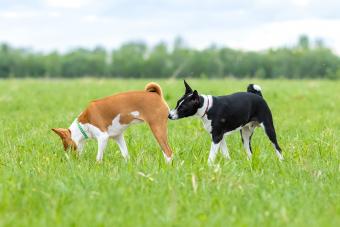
[84,123,105,138]
[197,95,213,133]
[202,116,212,133]
[69,119,103,147]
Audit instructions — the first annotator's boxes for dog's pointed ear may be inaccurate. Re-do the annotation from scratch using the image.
[192,90,200,103]
[52,128,69,139]
[184,80,193,94]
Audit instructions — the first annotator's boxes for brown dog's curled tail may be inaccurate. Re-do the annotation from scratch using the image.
[145,82,163,97]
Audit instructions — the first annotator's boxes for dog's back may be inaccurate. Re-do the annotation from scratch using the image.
[78,83,168,131]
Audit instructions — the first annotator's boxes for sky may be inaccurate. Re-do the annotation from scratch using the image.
[1,0,340,53]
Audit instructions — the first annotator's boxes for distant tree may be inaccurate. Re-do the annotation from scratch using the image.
[298,35,310,50]
[0,35,339,79]
[0,44,11,77]
[111,42,146,78]
[144,42,170,78]
[315,38,325,49]
[45,52,61,77]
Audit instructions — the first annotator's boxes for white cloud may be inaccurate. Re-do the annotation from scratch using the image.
[291,0,311,7]
[0,0,340,55]
[45,0,95,9]
[245,19,340,51]
[47,11,61,17]
[0,10,39,19]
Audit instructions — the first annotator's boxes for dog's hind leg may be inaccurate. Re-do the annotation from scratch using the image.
[115,134,129,161]
[147,120,173,163]
[261,119,283,161]
[240,126,255,159]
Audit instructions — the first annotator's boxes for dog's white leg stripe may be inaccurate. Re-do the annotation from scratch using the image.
[77,140,85,155]
[241,127,254,159]
[163,152,172,164]
[96,134,109,161]
[243,136,252,159]
[220,136,230,159]
[208,142,221,165]
[115,134,129,161]
[273,144,284,161]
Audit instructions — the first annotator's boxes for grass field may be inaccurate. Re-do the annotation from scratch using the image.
[0,79,339,226]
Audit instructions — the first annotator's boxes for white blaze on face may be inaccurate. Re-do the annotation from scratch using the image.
[169,95,191,119]
[169,109,178,119]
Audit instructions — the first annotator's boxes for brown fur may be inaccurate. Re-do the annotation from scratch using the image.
[52,128,77,150]
[54,82,173,158]
[145,82,163,96]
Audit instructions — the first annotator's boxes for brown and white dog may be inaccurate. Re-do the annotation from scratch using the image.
[52,82,173,163]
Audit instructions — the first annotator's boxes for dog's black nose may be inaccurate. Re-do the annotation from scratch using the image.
[168,114,172,119]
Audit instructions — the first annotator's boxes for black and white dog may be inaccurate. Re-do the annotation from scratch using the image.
[168,80,283,164]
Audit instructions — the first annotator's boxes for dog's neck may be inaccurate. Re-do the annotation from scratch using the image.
[195,95,213,118]
[69,118,89,146]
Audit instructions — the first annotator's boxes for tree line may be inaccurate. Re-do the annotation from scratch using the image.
[1,35,339,79]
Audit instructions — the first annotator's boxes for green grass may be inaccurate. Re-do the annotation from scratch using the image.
[0,79,339,226]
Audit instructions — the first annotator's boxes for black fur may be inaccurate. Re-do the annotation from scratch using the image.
[169,80,282,158]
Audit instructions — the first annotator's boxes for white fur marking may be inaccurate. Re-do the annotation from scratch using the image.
[163,152,172,164]
[69,119,85,148]
[253,84,261,91]
[107,114,128,137]
[273,144,284,161]
[208,141,221,165]
[177,98,186,108]
[220,136,230,159]
[115,134,129,161]
[260,123,265,129]
[69,119,101,153]
[96,133,109,161]
[241,126,255,159]
[130,111,140,117]
[196,95,213,133]
[169,109,178,119]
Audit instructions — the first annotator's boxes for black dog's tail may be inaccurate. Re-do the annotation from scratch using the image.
[247,84,263,97]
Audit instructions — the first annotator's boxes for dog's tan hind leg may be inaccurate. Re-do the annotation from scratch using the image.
[147,119,173,163]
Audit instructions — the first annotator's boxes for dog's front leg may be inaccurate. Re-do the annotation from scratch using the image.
[208,132,223,165]
[115,134,129,161]
[208,142,221,165]
[96,134,109,162]
[220,136,230,160]
[77,140,86,155]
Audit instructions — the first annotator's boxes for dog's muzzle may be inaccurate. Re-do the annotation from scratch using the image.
[168,110,178,120]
